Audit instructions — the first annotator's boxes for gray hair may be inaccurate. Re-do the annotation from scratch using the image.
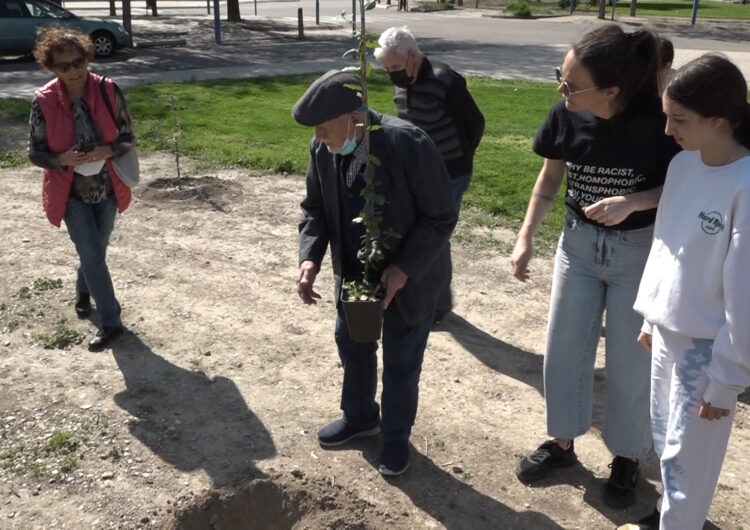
[374,26,421,60]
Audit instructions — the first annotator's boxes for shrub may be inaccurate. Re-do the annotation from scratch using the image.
[506,1,532,16]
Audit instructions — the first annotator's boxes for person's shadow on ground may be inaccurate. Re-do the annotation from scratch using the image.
[358,442,564,529]
[435,313,549,395]
[111,330,275,486]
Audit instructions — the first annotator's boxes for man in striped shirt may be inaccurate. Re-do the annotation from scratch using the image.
[375,26,485,323]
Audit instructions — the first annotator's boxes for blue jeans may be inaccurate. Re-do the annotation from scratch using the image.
[543,215,653,457]
[436,173,471,314]
[63,195,121,328]
[334,305,433,442]
[450,173,471,214]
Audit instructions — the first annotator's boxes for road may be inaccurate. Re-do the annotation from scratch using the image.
[1,0,749,99]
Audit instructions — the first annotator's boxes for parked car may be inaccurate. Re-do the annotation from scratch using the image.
[0,0,129,58]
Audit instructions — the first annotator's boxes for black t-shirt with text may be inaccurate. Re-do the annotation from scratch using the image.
[533,98,680,230]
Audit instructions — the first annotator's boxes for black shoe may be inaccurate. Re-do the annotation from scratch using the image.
[317,418,380,448]
[432,309,451,327]
[516,439,577,484]
[75,292,92,319]
[88,326,123,352]
[603,455,639,509]
[378,440,410,476]
[616,508,660,530]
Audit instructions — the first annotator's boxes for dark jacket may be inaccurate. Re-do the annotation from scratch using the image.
[394,58,485,179]
[299,111,457,325]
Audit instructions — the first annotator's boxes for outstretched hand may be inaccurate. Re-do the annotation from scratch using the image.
[510,238,533,282]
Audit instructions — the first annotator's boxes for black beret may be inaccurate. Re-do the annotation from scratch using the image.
[292,70,363,126]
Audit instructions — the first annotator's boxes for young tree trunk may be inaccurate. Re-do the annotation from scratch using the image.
[227,0,241,21]
[598,0,606,19]
[629,0,637,16]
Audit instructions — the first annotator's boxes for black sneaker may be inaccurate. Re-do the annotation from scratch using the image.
[317,418,380,448]
[378,440,409,476]
[516,439,577,484]
[604,455,639,509]
[616,508,660,530]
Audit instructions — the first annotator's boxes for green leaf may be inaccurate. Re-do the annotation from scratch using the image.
[367,154,381,166]
[368,125,383,132]
[341,66,361,73]
[365,39,379,49]
[364,0,377,10]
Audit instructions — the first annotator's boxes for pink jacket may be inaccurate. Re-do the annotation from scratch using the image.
[35,72,131,227]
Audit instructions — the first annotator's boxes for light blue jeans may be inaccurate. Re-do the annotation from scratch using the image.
[543,215,653,457]
[63,195,121,328]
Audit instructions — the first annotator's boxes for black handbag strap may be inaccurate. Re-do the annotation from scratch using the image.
[99,75,118,125]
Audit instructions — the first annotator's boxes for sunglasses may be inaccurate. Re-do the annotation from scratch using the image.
[54,57,86,73]
[555,67,598,99]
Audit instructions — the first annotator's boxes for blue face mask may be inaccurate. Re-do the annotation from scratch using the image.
[328,118,357,156]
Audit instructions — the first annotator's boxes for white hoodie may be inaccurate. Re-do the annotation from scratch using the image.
[634,149,750,409]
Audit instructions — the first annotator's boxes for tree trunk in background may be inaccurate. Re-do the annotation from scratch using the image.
[227,0,241,21]
[598,0,606,19]
[630,0,637,16]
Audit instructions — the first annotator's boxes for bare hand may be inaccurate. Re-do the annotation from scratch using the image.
[380,264,408,309]
[58,147,90,168]
[86,145,113,163]
[510,238,533,282]
[582,196,634,226]
[296,260,321,304]
[637,332,652,352]
[698,400,730,421]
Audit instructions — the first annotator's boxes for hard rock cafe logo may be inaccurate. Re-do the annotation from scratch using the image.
[698,211,725,235]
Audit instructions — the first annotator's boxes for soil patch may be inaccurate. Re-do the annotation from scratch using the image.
[138,176,243,213]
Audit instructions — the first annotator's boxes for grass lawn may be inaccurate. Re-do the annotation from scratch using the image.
[0,73,565,249]
[476,0,750,19]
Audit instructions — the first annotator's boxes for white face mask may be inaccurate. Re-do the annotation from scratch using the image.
[327,118,357,155]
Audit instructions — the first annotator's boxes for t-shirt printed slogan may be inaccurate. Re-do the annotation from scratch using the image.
[566,162,646,206]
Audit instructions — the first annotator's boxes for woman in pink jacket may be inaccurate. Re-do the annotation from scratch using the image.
[29,27,134,351]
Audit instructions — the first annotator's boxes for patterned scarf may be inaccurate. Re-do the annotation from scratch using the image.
[345,138,369,189]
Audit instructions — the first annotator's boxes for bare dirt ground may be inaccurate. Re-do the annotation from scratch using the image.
[1,154,749,529]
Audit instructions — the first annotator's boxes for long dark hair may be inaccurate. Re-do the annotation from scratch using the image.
[573,25,660,112]
[666,54,750,150]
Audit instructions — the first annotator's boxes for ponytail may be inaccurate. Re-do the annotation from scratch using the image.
[666,54,750,150]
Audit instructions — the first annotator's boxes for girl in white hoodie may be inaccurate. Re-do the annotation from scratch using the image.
[628,54,750,530]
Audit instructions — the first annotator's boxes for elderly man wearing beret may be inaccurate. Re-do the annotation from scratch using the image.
[293,70,457,476]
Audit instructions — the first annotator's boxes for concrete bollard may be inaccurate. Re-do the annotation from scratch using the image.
[298,8,305,40]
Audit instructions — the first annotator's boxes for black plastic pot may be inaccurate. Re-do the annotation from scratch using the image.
[341,293,384,343]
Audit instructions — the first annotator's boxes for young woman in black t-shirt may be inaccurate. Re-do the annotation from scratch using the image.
[510,25,680,509]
